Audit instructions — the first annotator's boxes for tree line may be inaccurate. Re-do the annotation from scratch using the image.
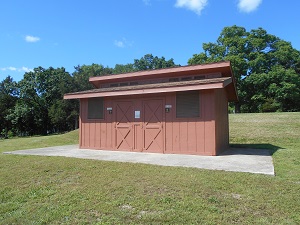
[0,54,179,137]
[1,26,300,137]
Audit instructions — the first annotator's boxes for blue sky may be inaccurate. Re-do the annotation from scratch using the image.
[1,0,300,81]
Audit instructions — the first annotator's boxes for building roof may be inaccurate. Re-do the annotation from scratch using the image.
[64,77,238,101]
[89,61,235,88]
[64,61,238,102]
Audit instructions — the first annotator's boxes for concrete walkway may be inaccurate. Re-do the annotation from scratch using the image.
[4,145,274,175]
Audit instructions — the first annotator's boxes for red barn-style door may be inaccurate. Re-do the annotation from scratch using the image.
[114,98,165,153]
[115,101,134,151]
[143,99,164,152]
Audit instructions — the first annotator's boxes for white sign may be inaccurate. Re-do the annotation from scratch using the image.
[135,111,140,119]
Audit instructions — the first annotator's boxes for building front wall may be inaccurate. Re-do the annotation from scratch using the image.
[164,90,217,155]
[79,90,227,155]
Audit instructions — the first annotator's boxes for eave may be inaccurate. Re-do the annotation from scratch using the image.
[64,77,237,101]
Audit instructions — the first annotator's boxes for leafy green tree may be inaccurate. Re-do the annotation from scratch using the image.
[0,76,18,137]
[48,99,78,132]
[188,25,300,112]
[9,67,76,135]
[133,54,180,71]
[113,63,135,74]
[6,101,36,136]
[73,64,113,91]
[242,66,300,112]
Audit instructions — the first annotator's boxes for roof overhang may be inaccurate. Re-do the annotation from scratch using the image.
[64,77,237,101]
[89,61,234,88]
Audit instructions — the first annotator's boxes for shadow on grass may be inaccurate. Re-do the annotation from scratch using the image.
[223,143,283,156]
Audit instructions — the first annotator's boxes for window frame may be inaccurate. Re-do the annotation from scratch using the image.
[87,97,104,120]
[176,91,200,119]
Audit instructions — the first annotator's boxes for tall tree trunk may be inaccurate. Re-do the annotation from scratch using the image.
[234,102,241,113]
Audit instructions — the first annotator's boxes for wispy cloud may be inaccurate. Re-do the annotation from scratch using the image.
[25,35,40,43]
[143,0,151,5]
[114,38,133,48]
[238,0,262,13]
[114,40,125,48]
[0,67,33,72]
[175,0,208,15]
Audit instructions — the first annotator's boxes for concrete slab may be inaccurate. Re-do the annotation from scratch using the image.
[3,145,274,175]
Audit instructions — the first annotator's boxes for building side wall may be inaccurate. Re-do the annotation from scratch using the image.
[214,89,229,155]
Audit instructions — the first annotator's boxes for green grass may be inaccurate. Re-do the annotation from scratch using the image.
[1,112,300,224]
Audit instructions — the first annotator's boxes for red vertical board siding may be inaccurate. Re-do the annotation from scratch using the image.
[95,122,100,148]
[100,121,105,148]
[214,89,229,154]
[196,119,205,153]
[165,93,173,153]
[179,121,188,153]
[134,99,143,151]
[187,121,197,152]
[79,91,226,155]
[79,99,83,148]
[106,98,113,148]
[79,97,114,150]
[196,92,205,153]
[202,90,216,155]
[80,99,87,148]
[89,122,95,148]
[163,91,212,155]
[173,121,180,152]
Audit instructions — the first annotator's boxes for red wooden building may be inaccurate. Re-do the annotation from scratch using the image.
[64,61,238,156]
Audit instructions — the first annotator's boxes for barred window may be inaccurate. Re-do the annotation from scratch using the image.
[176,91,199,118]
[88,97,104,119]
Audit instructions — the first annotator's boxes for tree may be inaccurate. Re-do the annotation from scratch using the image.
[133,54,180,71]
[9,67,76,135]
[0,76,18,137]
[72,64,113,92]
[188,25,300,112]
[242,66,300,112]
[113,63,135,74]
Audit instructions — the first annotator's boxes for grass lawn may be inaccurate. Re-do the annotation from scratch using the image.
[0,112,299,224]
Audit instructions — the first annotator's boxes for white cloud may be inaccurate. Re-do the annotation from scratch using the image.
[19,67,33,72]
[0,67,33,72]
[114,40,125,48]
[143,0,151,5]
[238,0,262,13]
[175,0,208,15]
[0,67,16,71]
[114,38,133,48]
[8,67,17,71]
[25,35,40,43]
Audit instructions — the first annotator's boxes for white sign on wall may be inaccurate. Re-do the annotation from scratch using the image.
[135,111,140,119]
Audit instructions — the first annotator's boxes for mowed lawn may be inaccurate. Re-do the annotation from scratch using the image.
[0,113,299,224]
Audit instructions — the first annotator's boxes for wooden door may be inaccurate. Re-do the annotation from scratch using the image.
[143,99,164,152]
[115,101,134,151]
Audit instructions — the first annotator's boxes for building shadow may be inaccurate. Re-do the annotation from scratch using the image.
[220,143,283,156]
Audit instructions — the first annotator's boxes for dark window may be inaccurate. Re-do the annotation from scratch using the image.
[110,83,118,87]
[130,81,138,85]
[181,77,192,81]
[194,75,205,80]
[176,91,199,118]
[88,97,104,119]
[120,82,129,86]
[169,78,179,82]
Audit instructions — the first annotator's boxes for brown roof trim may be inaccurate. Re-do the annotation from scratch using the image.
[89,61,232,83]
[64,77,235,100]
